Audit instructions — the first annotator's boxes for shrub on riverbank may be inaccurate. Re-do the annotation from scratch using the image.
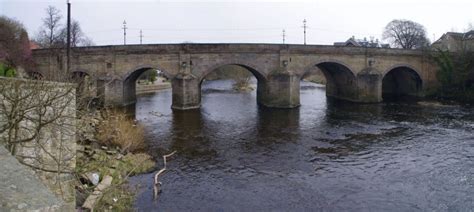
[431,49,474,103]
[97,110,146,153]
[0,63,16,77]
[232,76,254,91]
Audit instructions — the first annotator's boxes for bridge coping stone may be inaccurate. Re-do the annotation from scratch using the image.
[32,43,428,56]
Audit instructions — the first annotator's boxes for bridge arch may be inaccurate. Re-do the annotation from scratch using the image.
[301,60,358,101]
[198,62,266,106]
[199,61,267,82]
[70,70,96,108]
[71,70,90,80]
[382,64,423,99]
[122,65,172,105]
[302,59,357,77]
[122,64,173,81]
[27,71,44,80]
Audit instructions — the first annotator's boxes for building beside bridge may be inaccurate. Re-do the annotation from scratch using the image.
[334,36,390,48]
[431,30,474,51]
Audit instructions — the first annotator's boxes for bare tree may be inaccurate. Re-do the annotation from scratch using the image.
[35,6,63,48]
[70,20,83,47]
[59,20,83,47]
[466,22,474,31]
[57,20,94,47]
[0,77,77,203]
[383,19,430,49]
[81,37,95,47]
[35,6,94,48]
[0,79,76,166]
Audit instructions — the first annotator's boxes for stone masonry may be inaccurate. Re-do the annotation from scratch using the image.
[0,146,65,211]
[31,44,439,109]
[0,77,76,211]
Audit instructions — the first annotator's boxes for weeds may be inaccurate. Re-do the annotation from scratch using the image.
[97,110,146,153]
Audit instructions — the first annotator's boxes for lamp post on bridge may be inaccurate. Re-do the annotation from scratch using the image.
[282,29,286,44]
[123,20,127,45]
[140,29,144,45]
[302,19,307,45]
[66,0,71,74]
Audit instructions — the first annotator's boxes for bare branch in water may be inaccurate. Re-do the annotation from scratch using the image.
[153,150,177,200]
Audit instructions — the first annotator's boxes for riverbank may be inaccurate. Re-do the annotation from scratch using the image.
[136,82,171,95]
[75,110,157,211]
[426,89,474,105]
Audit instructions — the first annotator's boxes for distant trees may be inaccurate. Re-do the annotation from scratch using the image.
[58,20,95,47]
[383,19,430,49]
[0,16,32,75]
[35,6,94,48]
[35,6,62,48]
[138,70,159,84]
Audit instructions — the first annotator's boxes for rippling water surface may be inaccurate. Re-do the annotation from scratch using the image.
[130,80,474,211]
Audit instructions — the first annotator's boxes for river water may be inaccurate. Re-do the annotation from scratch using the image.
[130,80,474,211]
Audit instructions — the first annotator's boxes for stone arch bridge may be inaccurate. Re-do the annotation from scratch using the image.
[31,44,438,110]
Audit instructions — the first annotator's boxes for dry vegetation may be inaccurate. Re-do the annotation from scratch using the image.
[96,110,146,154]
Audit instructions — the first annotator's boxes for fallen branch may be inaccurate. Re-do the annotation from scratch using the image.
[153,151,177,200]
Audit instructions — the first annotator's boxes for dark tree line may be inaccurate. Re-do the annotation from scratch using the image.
[432,47,474,101]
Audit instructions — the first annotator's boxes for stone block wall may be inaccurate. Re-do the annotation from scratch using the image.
[0,77,76,210]
[0,146,66,211]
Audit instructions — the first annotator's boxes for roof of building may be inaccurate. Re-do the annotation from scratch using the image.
[432,30,474,44]
[334,37,389,48]
[29,41,40,50]
[464,30,474,39]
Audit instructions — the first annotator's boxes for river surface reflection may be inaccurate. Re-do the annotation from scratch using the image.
[130,80,474,211]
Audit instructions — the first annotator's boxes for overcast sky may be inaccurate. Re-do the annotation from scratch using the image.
[1,0,473,46]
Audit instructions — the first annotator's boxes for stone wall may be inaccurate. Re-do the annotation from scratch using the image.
[0,146,66,211]
[0,77,76,210]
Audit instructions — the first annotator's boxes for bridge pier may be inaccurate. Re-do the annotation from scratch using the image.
[99,78,127,106]
[356,68,382,103]
[170,72,301,110]
[258,72,300,108]
[99,78,139,107]
[171,73,201,110]
[99,71,383,109]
